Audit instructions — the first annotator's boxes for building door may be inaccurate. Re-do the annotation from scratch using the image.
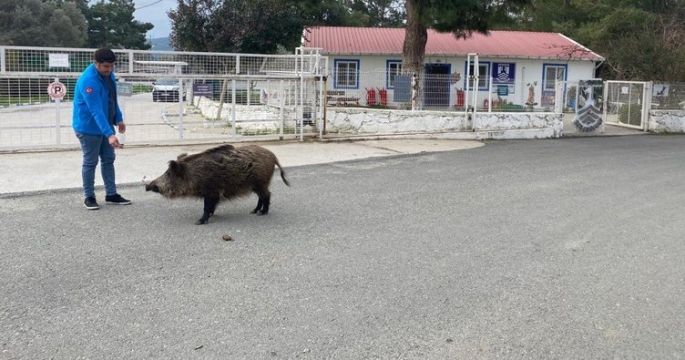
[424,63,451,108]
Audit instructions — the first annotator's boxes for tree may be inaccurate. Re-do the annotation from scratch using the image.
[294,0,359,27]
[87,0,153,49]
[45,1,89,47]
[349,0,406,27]
[513,0,587,33]
[0,0,88,47]
[293,0,405,27]
[580,8,685,80]
[169,0,304,53]
[402,0,530,109]
[512,0,685,81]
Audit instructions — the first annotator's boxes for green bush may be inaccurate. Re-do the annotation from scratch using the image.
[500,103,525,112]
[618,103,642,125]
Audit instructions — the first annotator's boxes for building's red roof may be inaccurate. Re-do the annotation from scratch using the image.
[303,26,604,61]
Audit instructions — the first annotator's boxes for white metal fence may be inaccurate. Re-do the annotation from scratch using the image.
[0,46,326,150]
[327,69,564,113]
[5,45,681,149]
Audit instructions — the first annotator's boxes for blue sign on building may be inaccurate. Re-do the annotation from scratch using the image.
[492,63,516,84]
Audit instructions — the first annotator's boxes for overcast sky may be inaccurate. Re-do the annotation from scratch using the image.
[133,0,176,39]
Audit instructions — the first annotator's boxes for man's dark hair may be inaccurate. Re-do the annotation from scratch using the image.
[94,48,116,63]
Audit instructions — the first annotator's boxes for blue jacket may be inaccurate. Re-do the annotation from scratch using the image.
[72,63,123,137]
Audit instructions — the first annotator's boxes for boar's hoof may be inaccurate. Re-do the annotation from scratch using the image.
[196,218,209,225]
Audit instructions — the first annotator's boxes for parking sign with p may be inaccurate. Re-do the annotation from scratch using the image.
[47,81,67,100]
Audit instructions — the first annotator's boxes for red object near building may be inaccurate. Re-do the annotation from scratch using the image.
[377,88,388,106]
[366,88,377,106]
[456,89,465,108]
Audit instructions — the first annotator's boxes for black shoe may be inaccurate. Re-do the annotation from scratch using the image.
[105,194,132,205]
[84,196,100,210]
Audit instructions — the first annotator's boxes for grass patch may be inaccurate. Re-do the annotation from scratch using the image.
[0,95,52,105]
[133,84,153,94]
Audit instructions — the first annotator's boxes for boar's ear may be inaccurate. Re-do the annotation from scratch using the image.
[168,160,186,178]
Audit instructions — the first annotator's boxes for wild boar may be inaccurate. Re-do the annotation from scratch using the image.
[145,144,290,225]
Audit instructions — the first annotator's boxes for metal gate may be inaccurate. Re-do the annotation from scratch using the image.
[604,80,651,131]
[0,46,326,151]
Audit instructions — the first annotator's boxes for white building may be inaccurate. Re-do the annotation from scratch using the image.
[302,26,605,109]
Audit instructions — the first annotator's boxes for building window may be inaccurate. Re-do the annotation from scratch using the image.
[334,59,360,89]
[386,60,403,89]
[464,62,491,90]
[543,64,567,91]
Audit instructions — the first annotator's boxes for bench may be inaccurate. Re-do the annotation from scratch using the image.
[326,90,359,106]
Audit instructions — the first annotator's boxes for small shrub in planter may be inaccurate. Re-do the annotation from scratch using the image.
[500,103,525,112]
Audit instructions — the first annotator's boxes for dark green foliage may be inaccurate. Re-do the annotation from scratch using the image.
[417,0,529,38]
[500,103,526,112]
[348,0,405,27]
[168,0,303,53]
[169,0,406,53]
[618,102,643,126]
[0,0,152,49]
[86,0,153,49]
[0,0,87,47]
[511,0,685,81]
[402,0,531,95]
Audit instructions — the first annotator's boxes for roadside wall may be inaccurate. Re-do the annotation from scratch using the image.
[192,97,564,139]
[326,108,468,133]
[649,110,685,133]
[326,108,563,138]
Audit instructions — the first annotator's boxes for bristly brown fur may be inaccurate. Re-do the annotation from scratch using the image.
[145,144,290,224]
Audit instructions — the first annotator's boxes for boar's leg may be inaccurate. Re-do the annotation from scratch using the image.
[197,195,220,225]
[251,187,271,215]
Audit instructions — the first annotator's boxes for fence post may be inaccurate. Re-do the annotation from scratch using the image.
[54,77,61,145]
[177,77,184,139]
[279,80,284,140]
[643,81,653,132]
[119,78,126,145]
[298,49,305,141]
[488,76,493,113]
[555,80,563,114]
[128,50,134,74]
[318,75,324,140]
[0,47,5,73]
[231,79,237,136]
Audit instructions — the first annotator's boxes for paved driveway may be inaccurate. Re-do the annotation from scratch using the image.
[1,136,684,359]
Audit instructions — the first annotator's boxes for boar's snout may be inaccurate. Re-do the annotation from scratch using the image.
[145,182,160,193]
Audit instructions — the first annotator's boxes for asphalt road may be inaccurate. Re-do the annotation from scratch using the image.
[1,136,684,359]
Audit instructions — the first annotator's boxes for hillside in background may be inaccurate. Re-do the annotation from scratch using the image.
[150,37,173,51]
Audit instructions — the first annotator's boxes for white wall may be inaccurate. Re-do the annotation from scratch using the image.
[649,110,685,132]
[326,107,564,139]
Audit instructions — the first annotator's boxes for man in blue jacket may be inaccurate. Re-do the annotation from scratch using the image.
[73,48,131,210]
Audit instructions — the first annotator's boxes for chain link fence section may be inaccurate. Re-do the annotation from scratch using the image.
[651,82,685,110]
[0,46,327,150]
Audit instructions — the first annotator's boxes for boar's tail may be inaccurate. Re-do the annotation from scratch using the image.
[275,159,291,187]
